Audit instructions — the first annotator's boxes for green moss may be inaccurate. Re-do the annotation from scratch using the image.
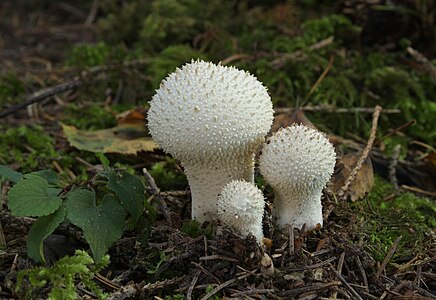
[180,220,214,239]
[0,125,59,172]
[148,158,187,191]
[0,73,25,106]
[353,176,435,262]
[61,104,117,130]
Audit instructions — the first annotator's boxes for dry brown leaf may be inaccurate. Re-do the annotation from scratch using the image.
[330,152,374,201]
[271,109,315,134]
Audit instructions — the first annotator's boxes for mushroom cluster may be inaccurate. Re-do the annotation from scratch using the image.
[147,60,273,223]
[147,60,336,237]
[259,124,336,229]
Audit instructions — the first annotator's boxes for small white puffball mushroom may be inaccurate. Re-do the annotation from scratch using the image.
[259,124,336,229]
[147,60,273,222]
[217,180,265,243]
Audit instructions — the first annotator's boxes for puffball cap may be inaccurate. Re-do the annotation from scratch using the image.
[259,124,336,189]
[217,180,265,225]
[147,60,273,162]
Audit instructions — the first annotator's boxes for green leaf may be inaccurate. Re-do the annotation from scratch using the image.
[65,189,126,262]
[30,170,60,186]
[8,174,62,217]
[103,171,145,224]
[0,165,23,183]
[95,153,110,169]
[27,205,67,263]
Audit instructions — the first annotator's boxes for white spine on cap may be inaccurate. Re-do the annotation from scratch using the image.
[147,60,273,222]
[259,124,336,229]
[217,180,265,242]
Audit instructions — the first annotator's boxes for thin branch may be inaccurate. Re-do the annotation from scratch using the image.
[338,105,382,200]
[388,144,401,191]
[302,54,335,106]
[199,273,252,300]
[274,105,400,114]
[375,236,402,279]
[0,80,82,118]
[329,265,364,300]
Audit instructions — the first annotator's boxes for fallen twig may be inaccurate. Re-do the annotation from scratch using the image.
[355,256,369,292]
[0,80,82,118]
[329,265,364,300]
[376,236,402,279]
[278,281,341,297]
[199,273,252,300]
[272,36,334,68]
[281,256,336,272]
[274,105,400,114]
[407,46,436,81]
[388,144,401,191]
[186,270,201,300]
[142,168,173,226]
[338,105,382,200]
[303,54,335,106]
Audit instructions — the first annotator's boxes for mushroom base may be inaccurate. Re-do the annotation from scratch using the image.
[273,188,323,229]
[182,155,255,223]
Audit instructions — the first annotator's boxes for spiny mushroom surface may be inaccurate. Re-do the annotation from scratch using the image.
[217,180,265,243]
[147,60,273,222]
[259,124,336,229]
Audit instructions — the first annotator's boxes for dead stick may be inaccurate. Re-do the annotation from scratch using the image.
[355,256,369,291]
[274,106,400,114]
[0,80,82,118]
[375,236,402,279]
[142,168,173,226]
[339,105,382,199]
[199,273,252,300]
[187,269,201,300]
[332,252,346,299]
[303,54,335,105]
[329,265,363,300]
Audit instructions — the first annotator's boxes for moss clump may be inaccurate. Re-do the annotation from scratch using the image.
[0,73,25,106]
[0,125,59,172]
[148,158,187,191]
[354,176,435,262]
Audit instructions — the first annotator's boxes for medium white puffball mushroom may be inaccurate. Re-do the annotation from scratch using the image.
[147,60,273,222]
[259,124,336,229]
[217,180,265,243]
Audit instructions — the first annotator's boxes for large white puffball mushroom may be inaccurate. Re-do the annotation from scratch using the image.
[259,124,336,229]
[217,180,265,243]
[147,60,273,222]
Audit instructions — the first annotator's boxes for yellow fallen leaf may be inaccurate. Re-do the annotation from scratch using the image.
[61,123,156,155]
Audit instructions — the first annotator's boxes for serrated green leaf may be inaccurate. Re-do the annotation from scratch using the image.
[27,205,67,263]
[0,165,23,183]
[65,189,126,262]
[8,174,62,217]
[103,171,145,224]
[30,170,60,186]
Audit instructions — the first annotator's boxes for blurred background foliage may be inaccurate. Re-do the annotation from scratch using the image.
[80,0,436,144]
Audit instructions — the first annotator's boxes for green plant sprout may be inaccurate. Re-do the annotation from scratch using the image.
[16,250,109,300]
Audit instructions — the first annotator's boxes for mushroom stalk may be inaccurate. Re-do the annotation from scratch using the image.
[273,188,323,229]
[183,155,254,222]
